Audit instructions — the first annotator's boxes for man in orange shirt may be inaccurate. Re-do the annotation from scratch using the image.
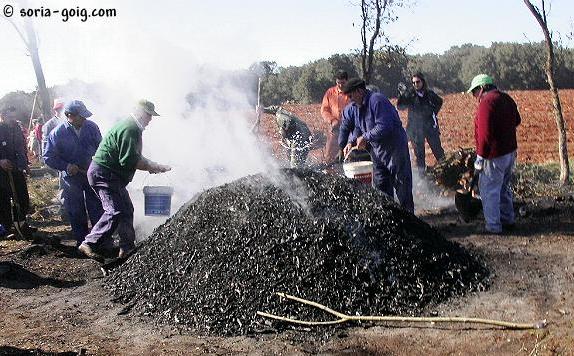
[321,70,349,164]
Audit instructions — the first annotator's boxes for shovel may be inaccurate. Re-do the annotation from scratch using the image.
[455,172,482,222]
[100,246,139,276]
[7,170,26,239]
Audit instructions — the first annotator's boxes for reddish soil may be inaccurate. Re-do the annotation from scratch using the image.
[260,89,574,166]
[1,90,574,355]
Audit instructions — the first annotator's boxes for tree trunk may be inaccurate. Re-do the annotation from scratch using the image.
[360,0,384,84]
[524,0,570,185]
[546,49,570,184]
[24,20,52,123]
[360,0,368,82]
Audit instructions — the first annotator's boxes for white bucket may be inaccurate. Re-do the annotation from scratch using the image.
[343,161,373,185]
[143,186,174,216]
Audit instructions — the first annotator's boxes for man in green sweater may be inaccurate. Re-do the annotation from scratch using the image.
[78,100,171,261]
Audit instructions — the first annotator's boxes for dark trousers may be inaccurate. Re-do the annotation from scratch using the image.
[411,126,445,171]
[0,170,29,230]
[83,162,135,251]
[61,175,104,245]
[371,144,414,214]
[324,124,340,164]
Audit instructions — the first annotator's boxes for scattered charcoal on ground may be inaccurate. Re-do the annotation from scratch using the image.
[106,168,489,336]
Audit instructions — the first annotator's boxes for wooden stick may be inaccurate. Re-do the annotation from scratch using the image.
[7,171,26,240]
[257,292,547,330]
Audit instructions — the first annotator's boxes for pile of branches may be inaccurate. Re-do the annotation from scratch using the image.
[427,147,476,191]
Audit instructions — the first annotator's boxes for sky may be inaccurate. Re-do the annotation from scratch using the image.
[1,0,573,96]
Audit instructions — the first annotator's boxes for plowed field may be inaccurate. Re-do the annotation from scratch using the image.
[258,89,574,165]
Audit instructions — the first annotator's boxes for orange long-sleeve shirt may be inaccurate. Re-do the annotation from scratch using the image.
[320,86,349,126]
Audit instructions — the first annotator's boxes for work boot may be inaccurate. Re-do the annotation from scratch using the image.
[20,224,38,239]
[502,223,516,234]
[118,247,135,259]
[78,243,105,262]
[476,226,503,236]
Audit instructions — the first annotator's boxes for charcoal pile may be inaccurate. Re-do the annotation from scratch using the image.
[106,169,489,336]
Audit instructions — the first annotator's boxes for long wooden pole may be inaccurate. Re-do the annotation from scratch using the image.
[257,292,547,330]
[27,90,38,132]
[251,77,262,133]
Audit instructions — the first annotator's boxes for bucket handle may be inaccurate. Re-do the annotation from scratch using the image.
[141,169,173,189]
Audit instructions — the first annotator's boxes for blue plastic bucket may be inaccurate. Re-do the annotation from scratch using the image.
[143,186,174,216]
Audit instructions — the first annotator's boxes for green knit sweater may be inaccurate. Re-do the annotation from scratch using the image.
[92,118,142,183]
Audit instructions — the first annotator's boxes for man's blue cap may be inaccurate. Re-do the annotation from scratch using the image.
[64,100,92,118]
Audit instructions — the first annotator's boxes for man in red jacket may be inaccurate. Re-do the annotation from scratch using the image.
[468,74,521,234]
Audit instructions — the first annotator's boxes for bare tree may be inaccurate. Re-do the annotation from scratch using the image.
[358,0,406,84]
[6,17,52,122]
[524,0,570,185]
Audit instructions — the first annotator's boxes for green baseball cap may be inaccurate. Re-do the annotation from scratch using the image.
[138,99,159,116]
[467,74,494,93]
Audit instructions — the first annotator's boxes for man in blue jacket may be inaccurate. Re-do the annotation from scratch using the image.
[339,78,414,213]
[44,100,104,247]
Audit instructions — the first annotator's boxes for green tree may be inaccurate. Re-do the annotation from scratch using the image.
[326,54,359,78]
[260,66,301,105]
[0,91,40,127]
[293,65,330,104]
[357,0,408,84]
[370,46,408,96]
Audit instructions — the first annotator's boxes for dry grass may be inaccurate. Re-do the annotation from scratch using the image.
[27,175,59,214]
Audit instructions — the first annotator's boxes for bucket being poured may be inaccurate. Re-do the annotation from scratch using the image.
[143,186,174,216]
[343,161,373,185]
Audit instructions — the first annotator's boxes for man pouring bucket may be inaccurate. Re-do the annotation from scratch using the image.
[78,100,171,261]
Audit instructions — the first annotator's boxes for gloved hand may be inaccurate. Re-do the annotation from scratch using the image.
[330,121,340,134]
[356,135,367,150]
[336,149,345,163]
[397,82,407,96]
[474,156,485,173]
[342,143,353,160]
[0,159,14,171]
[149,163,171,174]
[66,163,80,176]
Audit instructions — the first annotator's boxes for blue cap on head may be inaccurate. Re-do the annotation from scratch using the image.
[64,100,92,118]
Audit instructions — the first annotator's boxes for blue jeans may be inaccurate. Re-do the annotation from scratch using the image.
[478,151,516,233]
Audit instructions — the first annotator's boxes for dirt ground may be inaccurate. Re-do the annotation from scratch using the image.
[1,90,574,355]
[1,180,573,355]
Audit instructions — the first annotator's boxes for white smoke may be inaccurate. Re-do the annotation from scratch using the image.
[46,26,278,239]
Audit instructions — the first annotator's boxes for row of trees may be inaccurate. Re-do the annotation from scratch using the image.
[247,41,574,106]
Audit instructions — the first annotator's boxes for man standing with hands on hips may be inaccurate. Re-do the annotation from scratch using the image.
[78,99,171,261]
[469,74,521,235]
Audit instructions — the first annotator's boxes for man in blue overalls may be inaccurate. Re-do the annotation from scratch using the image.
[339,78,414,213]
[44,100,104,247]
